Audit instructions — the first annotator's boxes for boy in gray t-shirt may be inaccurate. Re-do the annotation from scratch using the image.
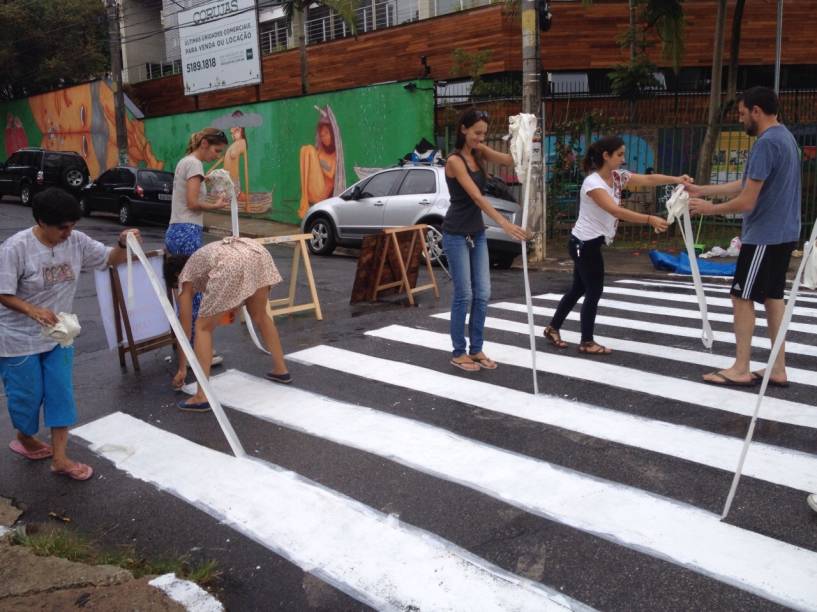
[688,86,801,390]
[0,188,139,481]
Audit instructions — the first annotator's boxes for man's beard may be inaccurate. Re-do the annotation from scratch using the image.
[744,119,759,137]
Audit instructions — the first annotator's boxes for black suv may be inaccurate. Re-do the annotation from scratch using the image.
[0,148,90,205]
[80,166,174,226]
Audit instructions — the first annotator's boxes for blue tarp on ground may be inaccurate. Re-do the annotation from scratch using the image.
[648,250,736,276]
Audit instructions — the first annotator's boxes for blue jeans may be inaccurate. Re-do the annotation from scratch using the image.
[0,346,76,435]
[443,231,490,357]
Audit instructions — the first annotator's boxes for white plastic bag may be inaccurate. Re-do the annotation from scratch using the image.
[42,312,81,347]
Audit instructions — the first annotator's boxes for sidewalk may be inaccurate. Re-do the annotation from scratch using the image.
[204,212,741,278]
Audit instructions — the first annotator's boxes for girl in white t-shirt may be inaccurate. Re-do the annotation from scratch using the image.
[543,136,689,355]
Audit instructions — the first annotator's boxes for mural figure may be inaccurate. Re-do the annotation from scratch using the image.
[209,110,270,214]
[298,105,346,219]
[27,81,162,178]
[5,114,28,157]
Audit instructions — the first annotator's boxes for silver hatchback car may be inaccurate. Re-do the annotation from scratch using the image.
[300,163,523,269]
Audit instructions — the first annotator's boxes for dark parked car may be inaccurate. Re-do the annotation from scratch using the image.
[0,148,89,204]
[80,166,174,225]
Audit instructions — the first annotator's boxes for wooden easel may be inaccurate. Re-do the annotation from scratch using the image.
[371,225,439,305]
[254,233,323,320]
[110,249,175,372]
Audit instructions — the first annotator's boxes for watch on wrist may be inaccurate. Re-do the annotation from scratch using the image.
[118,237,127,249]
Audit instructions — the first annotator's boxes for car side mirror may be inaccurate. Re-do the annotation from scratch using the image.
[345,185,362,201]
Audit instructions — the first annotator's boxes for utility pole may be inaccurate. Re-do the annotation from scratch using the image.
[107,0,128,165]
[773,0,783,93]
[521,0,544,260]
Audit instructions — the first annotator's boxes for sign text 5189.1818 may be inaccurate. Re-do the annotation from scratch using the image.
[186,58,217,73]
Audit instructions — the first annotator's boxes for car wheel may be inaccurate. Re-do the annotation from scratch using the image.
[491,253,517,270]
[63,167,86,189]
[19,182,31,206]
[79,197,91,217]
[119,202,135,226]
[306,216,337,256]
[423,222,447,267]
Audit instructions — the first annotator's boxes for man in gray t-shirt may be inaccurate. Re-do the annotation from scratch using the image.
[0,188,139,481]
[689,86,801,389]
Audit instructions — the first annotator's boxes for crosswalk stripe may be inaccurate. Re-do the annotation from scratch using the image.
[365,324,817,429]
[617,279,817,304]
[534,293,817,334]
[490,302,817,358]
[466,315,816,388]
[74,412,587,612]
[287,346,817,610]
[571,286,817,318]
[318,329,817,490]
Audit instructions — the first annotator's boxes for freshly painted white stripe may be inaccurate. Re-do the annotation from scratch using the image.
[534,293,817,334]
[148,574,224,612]
[490,302,817,358]
[288,346,817,611]
[313,331,817,490]
[617,279,817,304]
[567,286,817,318]
[74,413,586,612]
[469,315,817,388]
[371,324,817,429]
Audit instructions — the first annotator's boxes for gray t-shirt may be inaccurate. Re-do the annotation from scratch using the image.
[0,228,111,357]
[741,124,801,245]
[170,155,206,226]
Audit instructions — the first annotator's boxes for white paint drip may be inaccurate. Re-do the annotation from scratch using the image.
[419,319,817,428]
[469,315,817,388]
[356,328,817,489]
[576,286,817,319]
[285,347,817,610]
[74,413,588,612]
[490,302,817,358]
[149,573,224,612]
[616,279,817,303]
[534,293,817,335]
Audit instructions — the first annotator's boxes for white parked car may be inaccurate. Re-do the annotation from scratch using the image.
[300,163,524,269]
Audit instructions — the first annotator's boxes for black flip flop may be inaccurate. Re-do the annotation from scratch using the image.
[702,371,758,387]
[265,372,293,385]
[750,370,790,388]
[177,400,211,413]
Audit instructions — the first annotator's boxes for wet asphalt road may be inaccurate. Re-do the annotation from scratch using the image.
[1,197,815,611]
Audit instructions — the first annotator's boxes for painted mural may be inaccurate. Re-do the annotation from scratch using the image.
[0,79,434,225]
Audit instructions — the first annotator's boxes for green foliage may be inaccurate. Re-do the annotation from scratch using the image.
[0,0,109,100]
[14,524,220,587]
[608,56,661,100]
[452,47,493,96]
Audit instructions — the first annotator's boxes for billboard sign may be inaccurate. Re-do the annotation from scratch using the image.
[179,0,262,95]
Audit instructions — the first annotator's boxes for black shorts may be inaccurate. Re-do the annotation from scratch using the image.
[731,242,795,303]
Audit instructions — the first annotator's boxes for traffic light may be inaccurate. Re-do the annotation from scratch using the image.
[538,0,552,32]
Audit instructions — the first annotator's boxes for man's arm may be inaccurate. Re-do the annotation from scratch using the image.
[685,179,743,198]
[0,294,58,326]
[689,179,763,216]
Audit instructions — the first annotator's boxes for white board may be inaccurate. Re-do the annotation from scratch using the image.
[94,256,170,351]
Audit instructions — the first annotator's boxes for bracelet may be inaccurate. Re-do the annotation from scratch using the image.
[646,215,652,224]
[118,238,127,249]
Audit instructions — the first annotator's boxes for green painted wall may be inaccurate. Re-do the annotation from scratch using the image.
[144,80,434,224]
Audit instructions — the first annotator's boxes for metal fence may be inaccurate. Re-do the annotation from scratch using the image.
[436,91,817,248]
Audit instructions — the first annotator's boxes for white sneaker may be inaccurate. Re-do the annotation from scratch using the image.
[808,493,817,514]
[211,354,224,367]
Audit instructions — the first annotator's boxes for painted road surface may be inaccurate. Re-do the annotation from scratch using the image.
[72,278,817,611]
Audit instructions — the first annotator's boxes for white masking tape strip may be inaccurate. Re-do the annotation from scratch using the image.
[126,233,246,458]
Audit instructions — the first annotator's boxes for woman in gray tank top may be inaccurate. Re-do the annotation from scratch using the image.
[443,109,529,372]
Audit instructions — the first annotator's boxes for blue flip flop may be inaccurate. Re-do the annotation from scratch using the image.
[264,372,293,385]
[177,400,211,413]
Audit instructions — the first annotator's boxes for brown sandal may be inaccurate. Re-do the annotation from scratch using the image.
[543,326,568,349]
[578,341,612,355]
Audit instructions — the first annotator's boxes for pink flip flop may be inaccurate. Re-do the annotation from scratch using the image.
[50,463,94,481]
[9,439,53,460]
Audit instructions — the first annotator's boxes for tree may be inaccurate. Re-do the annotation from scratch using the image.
[0,0,109,100]
[283,0,359,95]
[696,0,746,184]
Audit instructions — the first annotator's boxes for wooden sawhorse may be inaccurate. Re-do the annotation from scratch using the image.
[371,225,439,305]
[255,233,323,320]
